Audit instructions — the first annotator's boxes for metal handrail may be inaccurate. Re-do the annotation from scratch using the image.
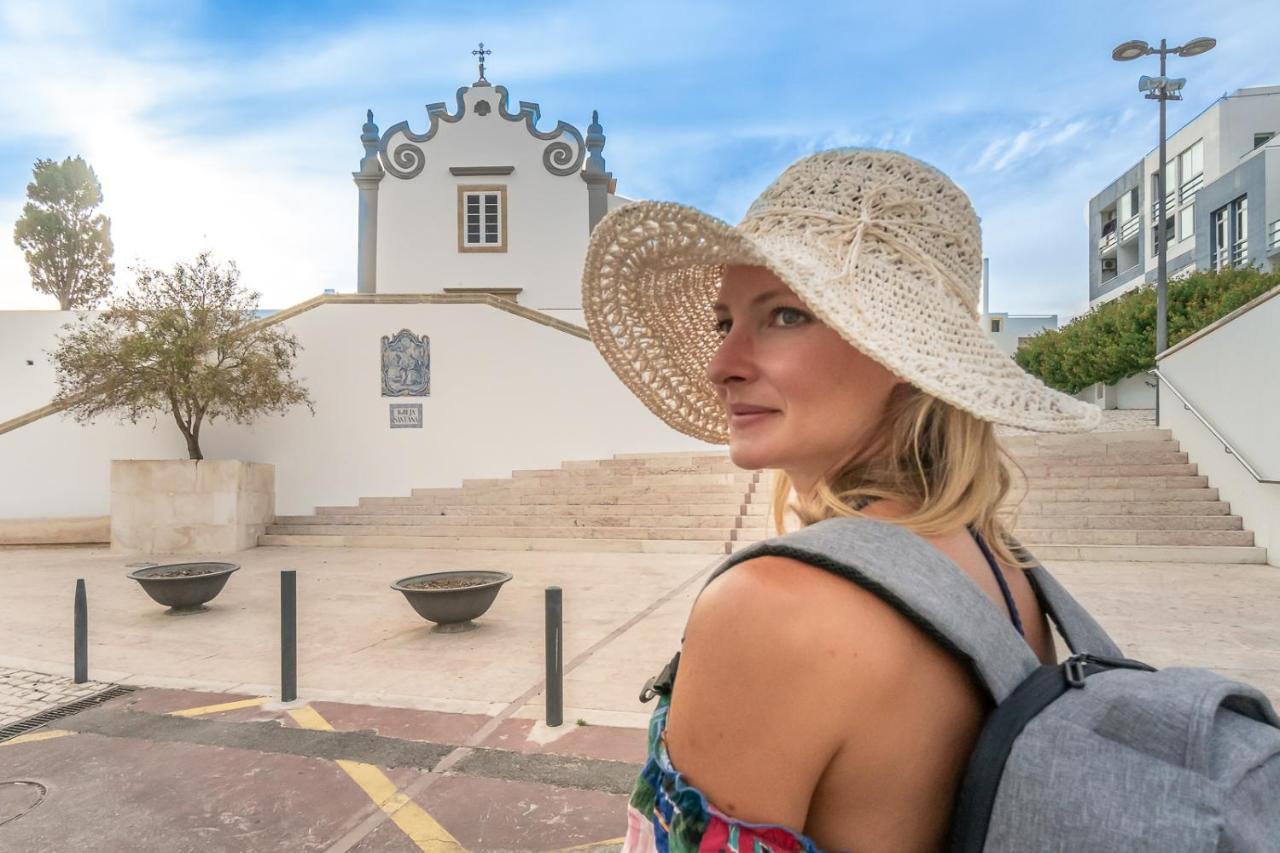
[1149,369,1280,484]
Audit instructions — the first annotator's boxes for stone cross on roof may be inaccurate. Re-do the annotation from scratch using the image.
[472,42,492,83]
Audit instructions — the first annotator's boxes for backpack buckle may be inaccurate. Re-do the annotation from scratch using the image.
[1063,657,1088,688]
[639,652,681,703]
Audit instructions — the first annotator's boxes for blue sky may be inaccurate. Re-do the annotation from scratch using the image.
[0,0,1275,319]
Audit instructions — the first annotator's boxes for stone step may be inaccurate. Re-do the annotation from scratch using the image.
[279,513,744,529]
[998,428,1171,451]
[1012,514,1244,531]
[360,492,756,507]
[318,502,771,517]
[265,523,734,540]
[560,458,746,472]
[1027,487,1218,503]
[258,533,729,554]
[500,470,758,485]
[1016,528,1255,547]
[1014,500,1230,516]
[1022,544,1267,564]
[435,479,752,491]
[1007,440,1182,460]
[612,450,733,460]
[1009,450,1189,466]
[1013,462,1197,478]
[1017,475,1209,490]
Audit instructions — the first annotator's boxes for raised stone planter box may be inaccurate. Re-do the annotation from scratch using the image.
[391,571,513,633]
[110,460,275,555]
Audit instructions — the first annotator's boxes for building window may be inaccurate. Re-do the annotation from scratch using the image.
[457,185,508,253]
[1178,205,1194,241]
[1177,140,1204,199]
[1210,195,1248,270]
[1016,336,1034,350]
[990,318,1002,333]
[1255,132,1276,149]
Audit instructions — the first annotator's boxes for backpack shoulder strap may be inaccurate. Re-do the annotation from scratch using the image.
[1002,534,1124,659]
[688,516,1042,705]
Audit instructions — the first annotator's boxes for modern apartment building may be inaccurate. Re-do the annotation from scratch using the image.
[1088,86,1280,307]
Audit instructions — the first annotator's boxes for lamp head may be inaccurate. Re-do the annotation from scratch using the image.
[1178,37,1216,57]
[1113,40,1150,61]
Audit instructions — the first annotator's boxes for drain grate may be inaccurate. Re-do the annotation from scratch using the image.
[0,685,136,743]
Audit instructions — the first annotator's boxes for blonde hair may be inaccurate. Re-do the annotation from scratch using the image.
[770,382,1033,572]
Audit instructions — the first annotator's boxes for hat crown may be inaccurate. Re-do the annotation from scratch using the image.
[737,148,983,313]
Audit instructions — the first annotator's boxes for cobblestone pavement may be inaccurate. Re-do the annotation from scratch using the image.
[0,667,115,727]
[996,408,1156,437]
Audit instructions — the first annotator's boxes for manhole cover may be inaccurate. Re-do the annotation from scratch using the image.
[0,781,47,827]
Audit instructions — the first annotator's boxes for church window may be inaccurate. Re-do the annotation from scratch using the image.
[458,185,508,252]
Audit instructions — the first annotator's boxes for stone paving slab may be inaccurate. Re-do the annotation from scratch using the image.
[0,667,115,727]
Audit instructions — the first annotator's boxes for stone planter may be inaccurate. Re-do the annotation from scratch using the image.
[391,571,513,633]
[128,562,239,613]
[110,460,275,555]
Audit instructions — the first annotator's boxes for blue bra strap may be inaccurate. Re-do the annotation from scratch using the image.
[969,525,1025,637]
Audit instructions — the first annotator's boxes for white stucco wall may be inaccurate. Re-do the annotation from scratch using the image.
[0,310,98,421]
[0,301,721,520]
[374,83,596,313]
[982,313,1057,357]
[1157,287,1280,566]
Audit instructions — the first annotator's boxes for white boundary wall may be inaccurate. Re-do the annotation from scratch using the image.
[0,301,721,519]
[1157,288,1280,567]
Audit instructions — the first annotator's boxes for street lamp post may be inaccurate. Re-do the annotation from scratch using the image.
[1111,37,1216,361]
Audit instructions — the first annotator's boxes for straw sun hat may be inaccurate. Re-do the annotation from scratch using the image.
[580,147,1101,443]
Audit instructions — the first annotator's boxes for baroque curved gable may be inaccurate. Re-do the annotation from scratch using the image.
[378,84,585,180]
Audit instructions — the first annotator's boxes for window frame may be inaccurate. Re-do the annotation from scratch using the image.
[457,184,508,253]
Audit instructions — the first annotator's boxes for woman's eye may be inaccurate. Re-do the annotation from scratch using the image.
[774,307,808,326]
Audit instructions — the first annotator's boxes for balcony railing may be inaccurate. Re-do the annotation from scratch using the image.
[1119,214,1140,242]
[1269,218,1280,253]
[1098,231,1117,252]
[1180,172,1204,199]
[1230,239,1249,266]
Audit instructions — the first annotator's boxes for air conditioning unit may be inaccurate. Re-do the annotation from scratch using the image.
[1101,258,1118,273]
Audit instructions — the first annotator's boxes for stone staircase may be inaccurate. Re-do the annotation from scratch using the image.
[260,452,765,554]
[260,427,1266,563]
[998,427,1264,563]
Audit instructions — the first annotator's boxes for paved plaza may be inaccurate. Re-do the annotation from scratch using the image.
[1,540,1278,850]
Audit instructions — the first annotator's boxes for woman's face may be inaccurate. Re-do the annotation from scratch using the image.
[707,264,904,495]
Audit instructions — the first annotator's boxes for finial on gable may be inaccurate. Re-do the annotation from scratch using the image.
[584,109,607,174]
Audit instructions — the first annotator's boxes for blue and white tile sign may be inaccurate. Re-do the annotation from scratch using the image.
[381,329,430,397]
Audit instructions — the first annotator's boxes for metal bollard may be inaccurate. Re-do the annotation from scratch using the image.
[545,586,563,727]
[74,578,88,684]
[281,570,297,702]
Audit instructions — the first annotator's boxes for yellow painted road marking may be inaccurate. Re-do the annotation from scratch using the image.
[167,696,270,717]
[288,705,465,852]
[1,729,74,747]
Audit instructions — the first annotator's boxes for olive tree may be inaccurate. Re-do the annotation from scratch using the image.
[49,252,315,459]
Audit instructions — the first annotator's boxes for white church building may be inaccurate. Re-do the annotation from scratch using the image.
[0,60,723,547]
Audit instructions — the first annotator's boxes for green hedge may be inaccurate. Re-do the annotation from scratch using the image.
[1014,267,1280,394]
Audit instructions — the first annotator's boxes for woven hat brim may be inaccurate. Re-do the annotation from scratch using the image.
[581,200,1101,444]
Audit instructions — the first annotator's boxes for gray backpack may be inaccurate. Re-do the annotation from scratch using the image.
[640,516,1280,852]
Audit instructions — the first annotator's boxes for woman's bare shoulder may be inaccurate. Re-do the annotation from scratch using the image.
[662,555,934,826]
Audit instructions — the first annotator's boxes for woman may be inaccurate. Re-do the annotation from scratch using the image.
[580,148,1101,852]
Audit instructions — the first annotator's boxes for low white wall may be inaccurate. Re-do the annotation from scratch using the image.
[1074,372,1157,411]
[0,300,720,520]
[1158,288,1280,566]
